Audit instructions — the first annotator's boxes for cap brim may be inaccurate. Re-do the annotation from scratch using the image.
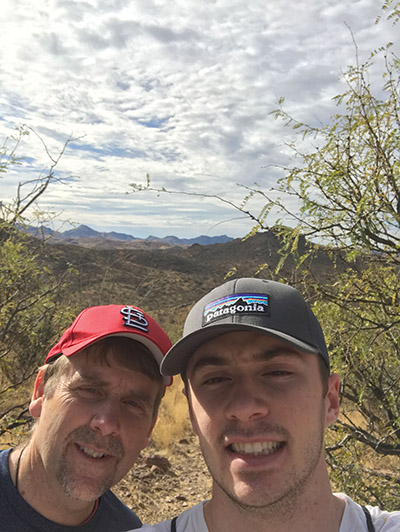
[56,332,172,385]
[160,323,319,376]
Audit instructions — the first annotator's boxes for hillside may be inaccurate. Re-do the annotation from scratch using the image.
[43,230,338,341]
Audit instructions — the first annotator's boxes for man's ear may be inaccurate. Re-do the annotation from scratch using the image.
[325,373,340,427]
[29,368,46,419]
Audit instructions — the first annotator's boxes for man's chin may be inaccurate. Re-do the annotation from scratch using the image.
[67,487,105,503]
[221,475,285,512]
[60,476,113,502]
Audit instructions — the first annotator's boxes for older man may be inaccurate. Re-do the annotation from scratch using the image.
[1,304,172,531]
[139,278,400,532]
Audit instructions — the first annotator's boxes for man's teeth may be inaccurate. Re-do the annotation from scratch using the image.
[231,441,282,456]
[79,446,107,458]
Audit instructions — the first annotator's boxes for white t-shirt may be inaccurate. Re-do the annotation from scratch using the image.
[139,494,400,532]
[337,494,400,532]
[139,502,207,532]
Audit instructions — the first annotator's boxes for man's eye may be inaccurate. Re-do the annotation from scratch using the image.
[264,370,292,377]
[125,399,139,408]
[124,399,150,414]
[78,387,99,395]
[203,376,229,385]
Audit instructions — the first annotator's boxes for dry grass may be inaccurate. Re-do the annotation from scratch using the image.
[151,376,192,453]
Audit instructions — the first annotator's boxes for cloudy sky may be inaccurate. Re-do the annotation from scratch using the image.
[1,0,398,238]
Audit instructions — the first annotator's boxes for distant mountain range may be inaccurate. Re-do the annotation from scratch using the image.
[37,229,341,323]
[24,224,234,248]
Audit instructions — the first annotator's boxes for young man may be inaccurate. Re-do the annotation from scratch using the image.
[139,278,400,532]
[1,304,172,531]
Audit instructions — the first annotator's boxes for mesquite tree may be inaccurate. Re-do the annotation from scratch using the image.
[238,33,400,509]
[0,127,76,439]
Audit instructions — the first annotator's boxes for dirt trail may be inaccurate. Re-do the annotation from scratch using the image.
[114,434,212,525]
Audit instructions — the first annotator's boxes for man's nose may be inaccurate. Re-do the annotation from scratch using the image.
[89,400,121,436]
[226,377,269,422]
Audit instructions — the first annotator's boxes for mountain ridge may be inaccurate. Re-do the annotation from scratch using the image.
[24,224,234,248]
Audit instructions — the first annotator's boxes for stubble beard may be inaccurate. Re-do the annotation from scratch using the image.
[55,426,124,502]
[201,411,326,521]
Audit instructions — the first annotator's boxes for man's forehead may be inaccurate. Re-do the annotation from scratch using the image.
[192,330,299,354]
[69,354,137,377]
[68,348,128,369]
[187,332,305,374]
[66,352,134,381]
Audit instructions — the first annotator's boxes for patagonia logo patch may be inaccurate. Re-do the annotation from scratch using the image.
[203,293,270,325]
[120,306,149,332]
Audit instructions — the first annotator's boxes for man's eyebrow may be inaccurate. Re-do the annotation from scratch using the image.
[189,347,303,375]
[71,371,106,385]
[189,355,227,374]
[253,347,304,362]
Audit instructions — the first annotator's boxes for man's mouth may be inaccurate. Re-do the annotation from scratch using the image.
[229,441,284,456]
[78,445,109,459]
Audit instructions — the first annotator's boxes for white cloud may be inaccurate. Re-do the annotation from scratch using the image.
[0,0,398,238]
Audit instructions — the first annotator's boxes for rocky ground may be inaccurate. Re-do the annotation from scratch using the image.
[114,434,212,525]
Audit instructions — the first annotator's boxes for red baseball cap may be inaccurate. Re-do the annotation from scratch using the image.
[46,305,172,385]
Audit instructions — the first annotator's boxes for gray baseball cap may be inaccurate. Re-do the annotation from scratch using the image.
[160,277,329,376]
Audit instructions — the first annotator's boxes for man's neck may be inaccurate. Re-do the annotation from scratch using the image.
[9,445,97,526]
[203,480,345,532]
